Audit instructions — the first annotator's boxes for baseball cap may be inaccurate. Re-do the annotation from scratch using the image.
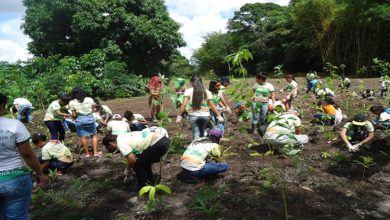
[208,128,223,138]
[352,114,366,126]
[220,77,232,84]
[112,114,122,119]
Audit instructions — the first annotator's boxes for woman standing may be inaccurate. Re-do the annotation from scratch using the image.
[148,76,162,122]
[176,76,224,140]
[69,87,101,157]
[280,75,298,111]
[44,94,72,142]
[0,93,45,219]
[102,132,170,187]
[251,73,276,134]
[208,79,228,134]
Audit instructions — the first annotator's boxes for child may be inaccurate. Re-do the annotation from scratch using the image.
[369,106,390,129]
[280,75,298,111]
[13,97,33,123]
[123,110,148,131]
[107,114,130,135]
[92,111,107,129]
[340,114,374,152]
[172,78,187,113]
[209,79,228,134]
[338,78,351,90]
[32,133,74,175]
[148,76,162,122]
[316,86,335,98]
[95,103,112,124]
[314,99,336,124]
[44,94,72,142]
[362,89,376,99]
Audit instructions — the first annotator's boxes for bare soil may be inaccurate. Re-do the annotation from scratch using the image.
[27,77,390,220]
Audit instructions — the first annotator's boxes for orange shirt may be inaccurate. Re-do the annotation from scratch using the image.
[323,104,336,115]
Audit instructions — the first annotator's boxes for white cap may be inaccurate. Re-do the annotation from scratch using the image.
[112,114,122,119]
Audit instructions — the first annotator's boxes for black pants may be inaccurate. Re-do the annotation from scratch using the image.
[133,137,170,187]
[45,121,66,142]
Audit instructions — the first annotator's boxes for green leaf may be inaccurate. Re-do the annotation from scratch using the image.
[286,149,301,155]
[149,187,156,201]
[155,185,171,194]
[139,186,152,196]
[293,160,304,166]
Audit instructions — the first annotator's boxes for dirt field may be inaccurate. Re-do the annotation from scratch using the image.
[26,77,390,220]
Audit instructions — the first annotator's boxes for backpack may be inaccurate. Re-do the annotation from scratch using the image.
[334,108,343,126]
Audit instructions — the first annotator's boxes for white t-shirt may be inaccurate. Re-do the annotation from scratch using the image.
[92,113,102,122]
[69,98,95,116]
[287,81,298,96]
[107,120,130,135]
[306,73,315,80]
[0,118,31,175]
[41,141,73,162]
[44,100,69,121]
[100,105,112,115]
[184,88,213,117]
[379,112,390,122]
[142,126,169,138]
[13,98,32,106]
[252,82,275,102]
[210,90,224,106]
[343,122,374,133]
[266,113,301,134]
[180,137,222,171]
[123,114,146,127]
[117,132,157,156]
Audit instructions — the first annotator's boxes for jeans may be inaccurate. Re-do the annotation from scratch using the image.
[101,114,112,120]
[38,156,74,170]
[133,137,170,187]
[264,132,309,146]
[182,163,230,179]
[17,105,32,123]
[314,113,335,122]
[373,119,390,128]
[63,118,76,132]
[188,115,210,140]
[130,122,146,131]
[362,92,376,99]
[0,174,33,220]
[252,101,269,125]
[45,120,66,142]
[306,82,314,94]
[338,83,351,89]
[211,108,225,134]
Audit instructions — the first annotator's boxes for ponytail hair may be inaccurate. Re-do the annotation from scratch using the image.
[370,106,385,113]
[286,75,296,82]
[191,76,207,109]
[208,79,220,94]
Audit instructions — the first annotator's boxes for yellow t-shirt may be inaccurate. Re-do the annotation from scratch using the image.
[41,141,73,163]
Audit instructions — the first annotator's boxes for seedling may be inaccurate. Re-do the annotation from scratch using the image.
[328,152,349,171]
[258,167,275,188]
[247,137,259,148]
[354,156,377,181]
[139,184,171,212]
[49,168,57,184]
[321,152,331,158]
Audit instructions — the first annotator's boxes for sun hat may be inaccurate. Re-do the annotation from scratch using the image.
[208,128,223,138]
[112,114,122,119]
[352,114,366,126]
[220,77,232,84]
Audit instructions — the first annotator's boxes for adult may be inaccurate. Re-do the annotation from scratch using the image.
[219,77,232,114]
[107,114,130,135]
[44,94,71,142]
[180,128,229,183]
[280,75,298,111]
[264,108,308,153]
[251,73,276,134]
[102,131,170,187]
[176,76,223,140]
[95,103,112,124]
[148,76,162,122]
[13,97,33,123]
[338,78,351,90]
[0,93,45,219]
[123,110,148,131]
[69,87,101,157]
[369,106,390,129]
[209,79,229,134]
[340,114,374,152]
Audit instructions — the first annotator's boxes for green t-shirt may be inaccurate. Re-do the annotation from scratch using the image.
[252,82,275,102]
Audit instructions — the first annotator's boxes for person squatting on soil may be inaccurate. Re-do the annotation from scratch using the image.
[251,73,276,134]
[123,110,148,131]
[339,114,375,152]
[362,89,376,99]
[180,128,230,183]
[44,94,72,142]
[338,78,351,90]
[32,133,74,176]
[314,99,336,124]
[13,97,33,123]
[369,106,390,129]
[102,131,170,187]
[107,114,130,135]
[92,111,107,129]
[95,103,112,125]
[0,92,45,219]
[148,76,162,122]
[176,76,224,140]
[172,78,187,114]
[315,86,335,99]
[280,75,298,111]
[69,87,102,157]
[264,108,309,154]
[208,79,230,134]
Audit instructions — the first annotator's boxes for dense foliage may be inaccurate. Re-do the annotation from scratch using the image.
[21,0,186,77]
[192,1,390,77]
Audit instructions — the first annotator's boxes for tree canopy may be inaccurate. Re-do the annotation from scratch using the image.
[21,0,186,76]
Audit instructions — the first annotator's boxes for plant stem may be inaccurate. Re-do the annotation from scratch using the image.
[302,151,315,183]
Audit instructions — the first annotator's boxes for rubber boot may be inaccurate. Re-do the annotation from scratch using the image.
[252,123,258,135]
[152,115,158,123]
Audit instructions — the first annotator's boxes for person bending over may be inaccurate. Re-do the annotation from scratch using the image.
[123,110,148,131]
[369,106,390,129]
[314,99,336,124]
[340,114,374,152]
[95,103,112,124]
[362,89,376,99]
[44,94,71,142]
[107,114,130,135]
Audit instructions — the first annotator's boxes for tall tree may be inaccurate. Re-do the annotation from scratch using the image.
[21,0,186,76]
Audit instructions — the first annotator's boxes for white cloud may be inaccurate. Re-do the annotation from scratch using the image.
[166,0,290,59]
[0,17,32,63]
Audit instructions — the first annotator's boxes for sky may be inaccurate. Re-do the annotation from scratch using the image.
[0,0,289,63]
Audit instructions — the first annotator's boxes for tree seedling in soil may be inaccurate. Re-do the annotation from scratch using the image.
[49,168,57,184]
[321,152,331,159]
[285,143,316,183]
[258,167,276,188]
[328,152,349,171]
[93,179,117,189]
[139,184,171,212]
[239,125,249,134]
[221,145,237,159]
[247,137,259,148]
[169,132,190,155]
[379,150,390,159]
[353,156,377,181]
